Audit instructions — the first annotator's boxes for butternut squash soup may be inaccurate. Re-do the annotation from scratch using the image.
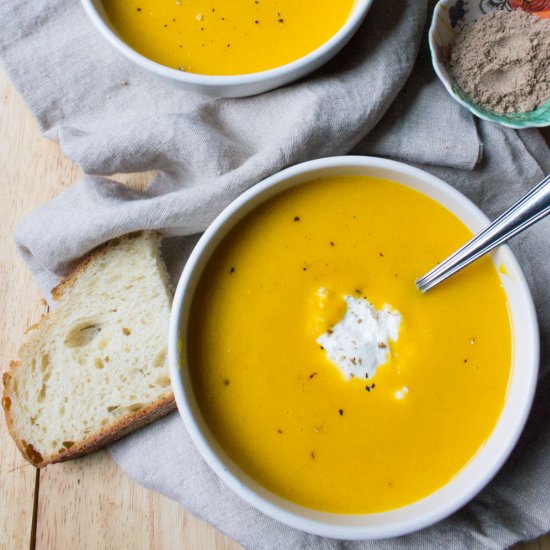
[102,0,356,75]
[186,176,512,514]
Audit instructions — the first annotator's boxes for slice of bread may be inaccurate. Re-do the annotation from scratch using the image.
[2,231,175,467]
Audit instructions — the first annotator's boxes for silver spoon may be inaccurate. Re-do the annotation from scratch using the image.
[416,173,550,292]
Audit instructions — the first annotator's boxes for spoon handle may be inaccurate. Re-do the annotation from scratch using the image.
[416,174,550,292]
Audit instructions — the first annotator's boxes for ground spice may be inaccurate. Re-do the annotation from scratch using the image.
[449,10,550,113]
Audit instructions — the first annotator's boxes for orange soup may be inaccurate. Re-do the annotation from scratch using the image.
[103,0,356,75]
[186,176,512,514]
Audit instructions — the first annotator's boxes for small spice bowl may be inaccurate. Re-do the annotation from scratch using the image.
[429,0,550,129]
[81,0,373,97]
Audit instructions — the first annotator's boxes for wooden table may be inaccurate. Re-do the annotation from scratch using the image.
[1,66,548,549]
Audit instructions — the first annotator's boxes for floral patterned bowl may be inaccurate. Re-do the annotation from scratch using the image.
[429,0,550,129]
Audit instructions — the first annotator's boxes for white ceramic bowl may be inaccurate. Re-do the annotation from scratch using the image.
[81,0,373,97]
[168,156,539,540]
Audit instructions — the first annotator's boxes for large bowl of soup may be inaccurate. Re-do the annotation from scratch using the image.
[81,0,373,97]
[168,156,539,539]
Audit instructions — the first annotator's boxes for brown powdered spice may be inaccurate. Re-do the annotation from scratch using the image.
[450,10,550,114]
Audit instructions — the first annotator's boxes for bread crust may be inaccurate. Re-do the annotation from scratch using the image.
[36,394,175,468]
[2,231,175,468]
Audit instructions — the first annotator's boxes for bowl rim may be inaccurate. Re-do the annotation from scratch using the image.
[428,0,550,129]
[81,0,373,88]
[168,155,539,540]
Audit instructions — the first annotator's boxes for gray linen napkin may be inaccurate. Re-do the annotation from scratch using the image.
[2,0,549,548]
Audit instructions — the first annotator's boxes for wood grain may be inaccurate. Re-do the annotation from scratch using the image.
[0,64,74,550]
[36,453,239,550]
[0,63,547,549]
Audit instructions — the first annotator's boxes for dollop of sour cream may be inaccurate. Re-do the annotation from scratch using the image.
[317,296,401,380]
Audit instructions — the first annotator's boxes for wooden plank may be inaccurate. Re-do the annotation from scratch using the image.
[0,65,74,550]
[36,452,240,550]
[0,63,548,548]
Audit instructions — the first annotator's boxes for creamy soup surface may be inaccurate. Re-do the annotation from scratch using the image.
[187,176,512,514]
[102,0,356,75]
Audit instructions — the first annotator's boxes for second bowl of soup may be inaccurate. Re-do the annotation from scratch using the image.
[82,0,373,96]
[169,156,538,539]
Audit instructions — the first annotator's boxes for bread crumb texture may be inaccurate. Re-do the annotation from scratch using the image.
[2,232,175,467]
